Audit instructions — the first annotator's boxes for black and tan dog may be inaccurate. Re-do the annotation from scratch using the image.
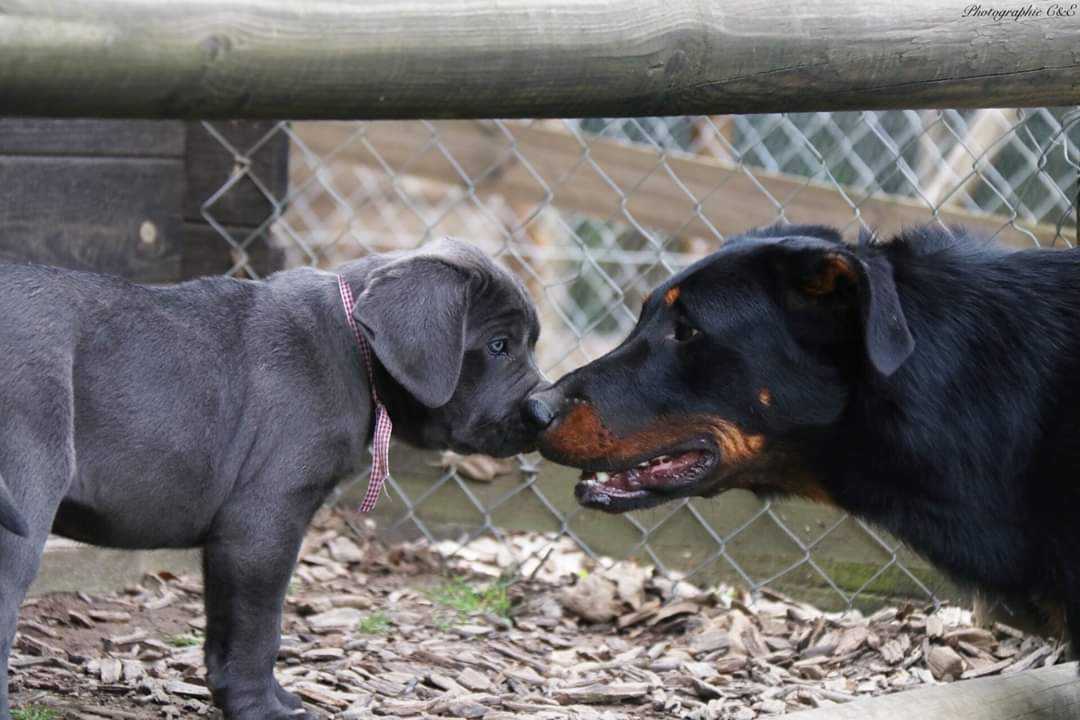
[526,223,1080,651]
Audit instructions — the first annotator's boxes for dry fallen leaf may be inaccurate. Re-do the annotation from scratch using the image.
[439,451,516,482]
[560,573,620,623]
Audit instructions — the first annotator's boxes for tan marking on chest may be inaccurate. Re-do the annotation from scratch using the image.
[783,473,833,504]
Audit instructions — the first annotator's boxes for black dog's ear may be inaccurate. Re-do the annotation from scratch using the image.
[856,253,915,376]
[774,238,914,377]
[354,253,470,408]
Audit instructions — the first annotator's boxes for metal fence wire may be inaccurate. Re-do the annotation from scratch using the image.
[200,109,1080,612]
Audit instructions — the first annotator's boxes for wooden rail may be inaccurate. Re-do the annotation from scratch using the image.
[788,662,1080,719]
[1,1,1079,118]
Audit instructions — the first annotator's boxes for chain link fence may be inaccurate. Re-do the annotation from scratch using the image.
[199,108,1080,612]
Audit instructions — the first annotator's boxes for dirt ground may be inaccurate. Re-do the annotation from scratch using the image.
[10,510,1066,720]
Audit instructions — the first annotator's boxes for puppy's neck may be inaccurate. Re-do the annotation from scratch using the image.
[330,254,441,449]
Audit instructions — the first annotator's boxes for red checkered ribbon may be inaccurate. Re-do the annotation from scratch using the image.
[338,274,393,512]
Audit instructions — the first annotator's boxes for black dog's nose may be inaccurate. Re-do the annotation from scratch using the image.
[523,396,556,429]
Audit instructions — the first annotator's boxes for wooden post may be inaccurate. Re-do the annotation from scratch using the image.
[0,1,1078,119]
[0,119,288,281]
[0,119,187,282]
[788,663,1080,720]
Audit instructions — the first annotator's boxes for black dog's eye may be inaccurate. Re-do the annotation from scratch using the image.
[487,337,509,356]
[672,319,701,343]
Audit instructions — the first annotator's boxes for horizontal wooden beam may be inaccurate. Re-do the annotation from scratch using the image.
[788,663,1080,720]
[293,121,1068,249]
[1,1,1079,119]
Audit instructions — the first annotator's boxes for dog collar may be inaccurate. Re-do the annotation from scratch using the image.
[337,274,393,512]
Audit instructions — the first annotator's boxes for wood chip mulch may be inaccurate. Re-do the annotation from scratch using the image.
[11,511,1067,719]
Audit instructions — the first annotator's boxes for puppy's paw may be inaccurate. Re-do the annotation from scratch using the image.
[273,680,303,710]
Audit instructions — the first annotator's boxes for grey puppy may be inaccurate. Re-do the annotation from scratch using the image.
[0,238,544,720]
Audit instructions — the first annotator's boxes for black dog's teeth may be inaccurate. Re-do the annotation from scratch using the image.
[640,455,669,469]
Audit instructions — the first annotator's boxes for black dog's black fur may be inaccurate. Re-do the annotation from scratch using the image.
[534,223,1080,651]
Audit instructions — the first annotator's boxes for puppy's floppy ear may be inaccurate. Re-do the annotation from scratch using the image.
[354,253,470,408]
[773,237,914,377]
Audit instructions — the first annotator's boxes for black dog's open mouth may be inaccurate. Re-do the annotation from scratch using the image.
[575,446,717,512]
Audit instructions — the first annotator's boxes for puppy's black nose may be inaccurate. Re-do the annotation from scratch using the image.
[523,396,556,429]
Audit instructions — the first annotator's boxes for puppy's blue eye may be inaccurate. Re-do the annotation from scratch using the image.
[487,338,508,356]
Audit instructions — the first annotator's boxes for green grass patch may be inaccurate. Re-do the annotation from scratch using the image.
[433,614,455,633]
[13,707,59,720]
[356,612,391,634]
[167,632,203,648]
[428,576,512,619]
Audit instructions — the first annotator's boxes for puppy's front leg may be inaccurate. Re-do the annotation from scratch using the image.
[202,505,316,720]
[0,408,76,720]
[0,529,51,720]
